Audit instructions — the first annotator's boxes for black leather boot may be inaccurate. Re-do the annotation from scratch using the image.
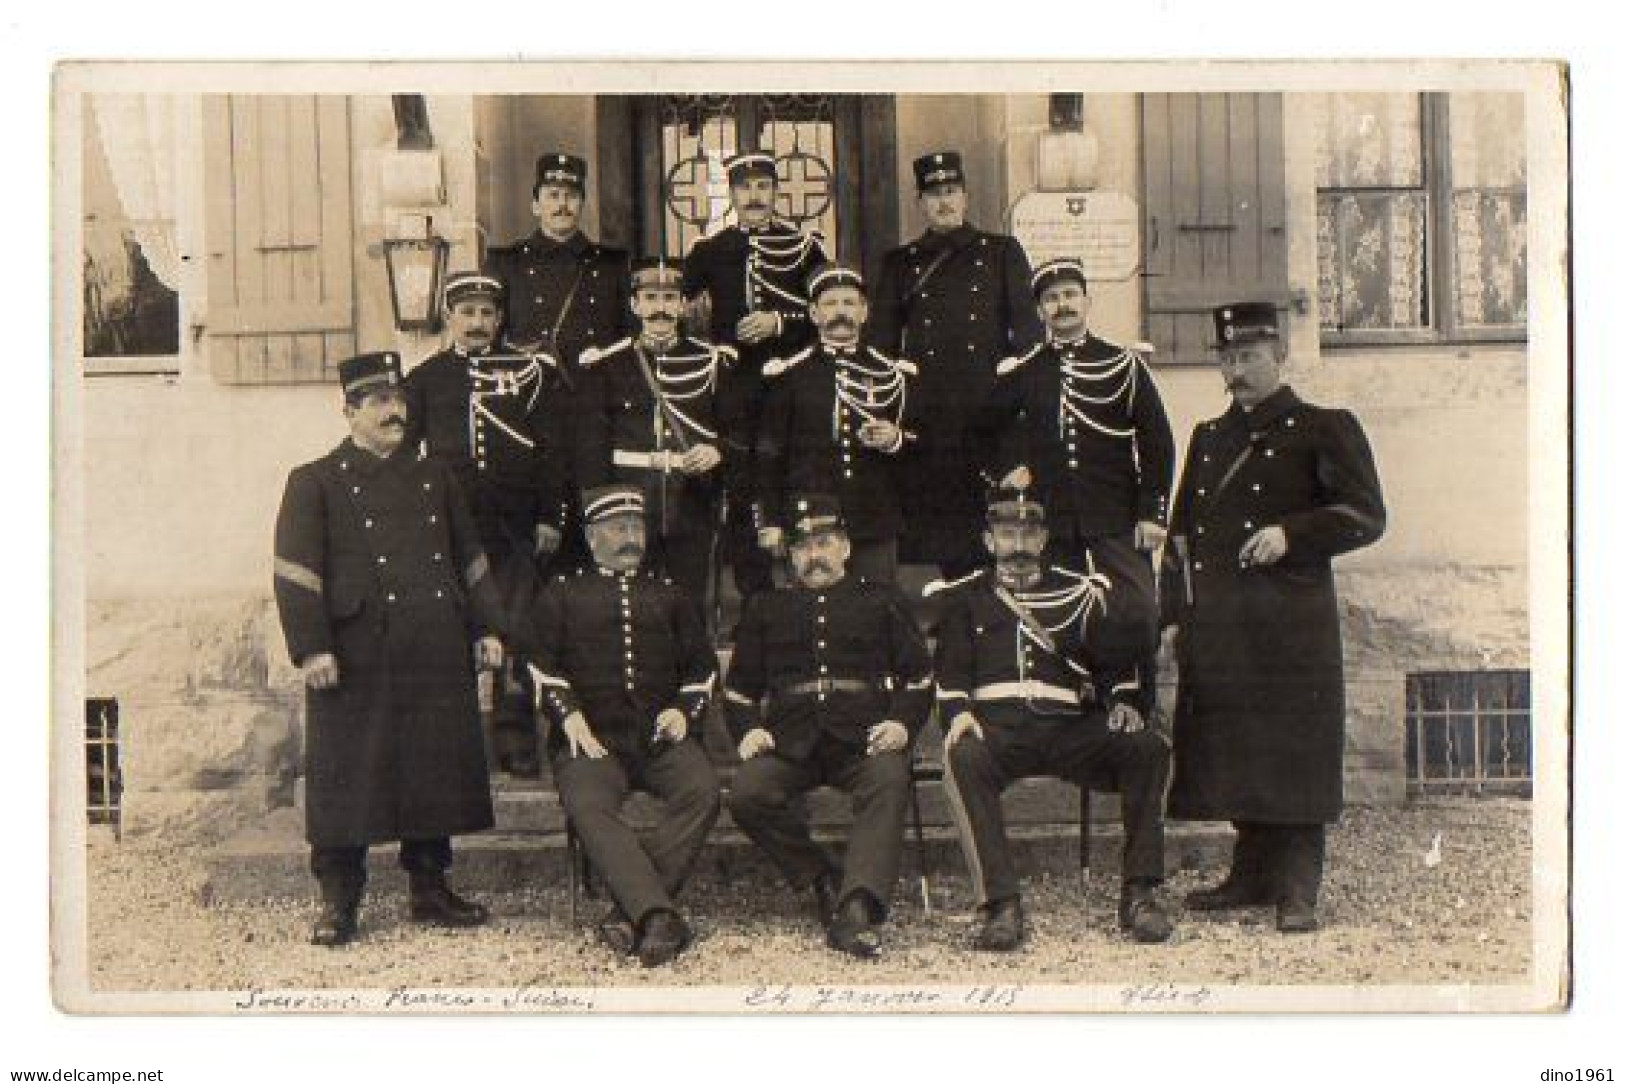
[827,892,882,959]
[637,909,693,968]
[596,905,638,956]
[973,896,1026,952]
[408,871,489,928]
[310,898,359,947]
[1120,881,1175,943]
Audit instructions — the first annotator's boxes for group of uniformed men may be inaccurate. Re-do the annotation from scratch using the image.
[273,145,1387,966]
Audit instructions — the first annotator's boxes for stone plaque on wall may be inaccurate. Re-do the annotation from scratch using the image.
[1009,189,1141,282]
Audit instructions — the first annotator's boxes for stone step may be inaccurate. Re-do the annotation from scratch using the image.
[201,810,1230,905]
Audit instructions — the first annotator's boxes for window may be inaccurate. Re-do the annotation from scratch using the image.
[655,95,840,258]
[1314,92,1527,344]
[1404,671,1531,796]
[82,95,183,374]
[86,698,123,835]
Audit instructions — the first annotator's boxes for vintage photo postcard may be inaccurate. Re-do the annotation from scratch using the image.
[49,58,1570,1016]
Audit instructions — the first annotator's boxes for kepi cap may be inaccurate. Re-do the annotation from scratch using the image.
[535,152,588,192]
[629,256,684,292]
[1031,257,1088,299]
[582,484,645,524]
[986,483,1045,526]
[786,494,846,545]
[1213,301,1282,345]
[723,151,777,185]
[808,263,865,301]
[443,271,505,310]
[912,150,966,192]
[338,351,403,399]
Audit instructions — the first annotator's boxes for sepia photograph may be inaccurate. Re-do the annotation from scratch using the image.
[47,57,1570,1020]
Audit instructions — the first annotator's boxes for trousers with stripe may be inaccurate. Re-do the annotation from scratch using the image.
[944,705,1169,906]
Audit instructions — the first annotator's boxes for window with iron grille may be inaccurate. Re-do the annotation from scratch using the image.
[86,698,123,830]
[1404,670,1531,796]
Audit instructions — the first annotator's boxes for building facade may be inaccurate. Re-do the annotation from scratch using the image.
[68,85,1537,843]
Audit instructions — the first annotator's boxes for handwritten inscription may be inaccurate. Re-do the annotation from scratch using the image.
[743,984,1025,1012]
[1118,983,1214,1010]
[232,983,595,1013]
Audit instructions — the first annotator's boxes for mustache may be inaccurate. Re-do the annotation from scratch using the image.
[1053,308,1079,318]
[380,417,406,429]
[801,559,834,576]
[615,544,644,558]
[646,311,680,321]
[827,316,857,330]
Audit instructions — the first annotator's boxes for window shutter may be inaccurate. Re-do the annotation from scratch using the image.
[203,95,356,384]
[1141,93,1288,364]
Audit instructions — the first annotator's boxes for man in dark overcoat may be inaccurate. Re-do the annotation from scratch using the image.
[723,496,933,959]
[754,265,917,585]
[404,271,572,778]
[523,484,721,967]
[683,152,828,598]
[869,150,1042,577]
[273,351,505,947]
[1161,301,1386,933]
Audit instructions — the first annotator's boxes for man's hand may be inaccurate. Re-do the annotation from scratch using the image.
[866,720,909,756]
[1133,520,1168,553]
[1000,465,1033,490]
[736,311,780,344]
[857,419,902,453]
[561,712,609,759]
[757,526,785,556]
[1107,702,1146,734]
[302,653,340,690]
[945,712,983,750]
[474,636,504,671]
[738,728,776,761]
[1238,525,1288,568]
[653,707,689,744]
[535,523,563,556]
[679,443,722,475]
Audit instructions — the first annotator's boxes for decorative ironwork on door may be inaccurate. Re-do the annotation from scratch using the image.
[656,95,839,258]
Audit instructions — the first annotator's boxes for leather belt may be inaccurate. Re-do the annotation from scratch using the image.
[973,680,1082,705]
[613,448,678,471]
[779,678,875,698]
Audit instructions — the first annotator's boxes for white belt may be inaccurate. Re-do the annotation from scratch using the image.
[972,681,1080,705]
[613,448,678,471]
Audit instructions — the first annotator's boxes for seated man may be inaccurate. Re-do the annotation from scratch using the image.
[523,484,722,967]
[723,495,933,959]
[929,485,1174,949]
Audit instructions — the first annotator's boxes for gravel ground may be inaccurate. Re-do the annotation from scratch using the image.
[83,801,1533,994]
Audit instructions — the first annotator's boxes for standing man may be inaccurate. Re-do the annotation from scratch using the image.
[1162,302,1386,933]
[404,271,572,778]
[524,484,721,967]
[755,265,916,585]
[576,258,733,610]
[684,151,828,598]
[485,152,631,374]
[982,257,1176,668]
[273,351,503,947]
[930,486,1173,951]
[871,150,1043,577]
[723,496,933,959]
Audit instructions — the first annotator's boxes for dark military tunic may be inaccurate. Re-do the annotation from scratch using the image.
[485,230,631,374]
[273,440,500,847]
[685,221,828,589]
[984,334,1176,544]
[525,566,717,763]
[931,565,1153,724]
[723,576,933,759]
[870,225,1042,566]
[403,342,572,562]
[754,342,917,544]
[575,334,733,539]
[1162,386,1386,824]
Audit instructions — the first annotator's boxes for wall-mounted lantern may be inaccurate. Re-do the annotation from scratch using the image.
[382,219,449,334]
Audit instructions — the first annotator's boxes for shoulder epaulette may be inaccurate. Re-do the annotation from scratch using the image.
[996,343,1045,377]
[922,568,989,597]
[763,346,814,378]
[579,337,631,368]
[711,342,738,366]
